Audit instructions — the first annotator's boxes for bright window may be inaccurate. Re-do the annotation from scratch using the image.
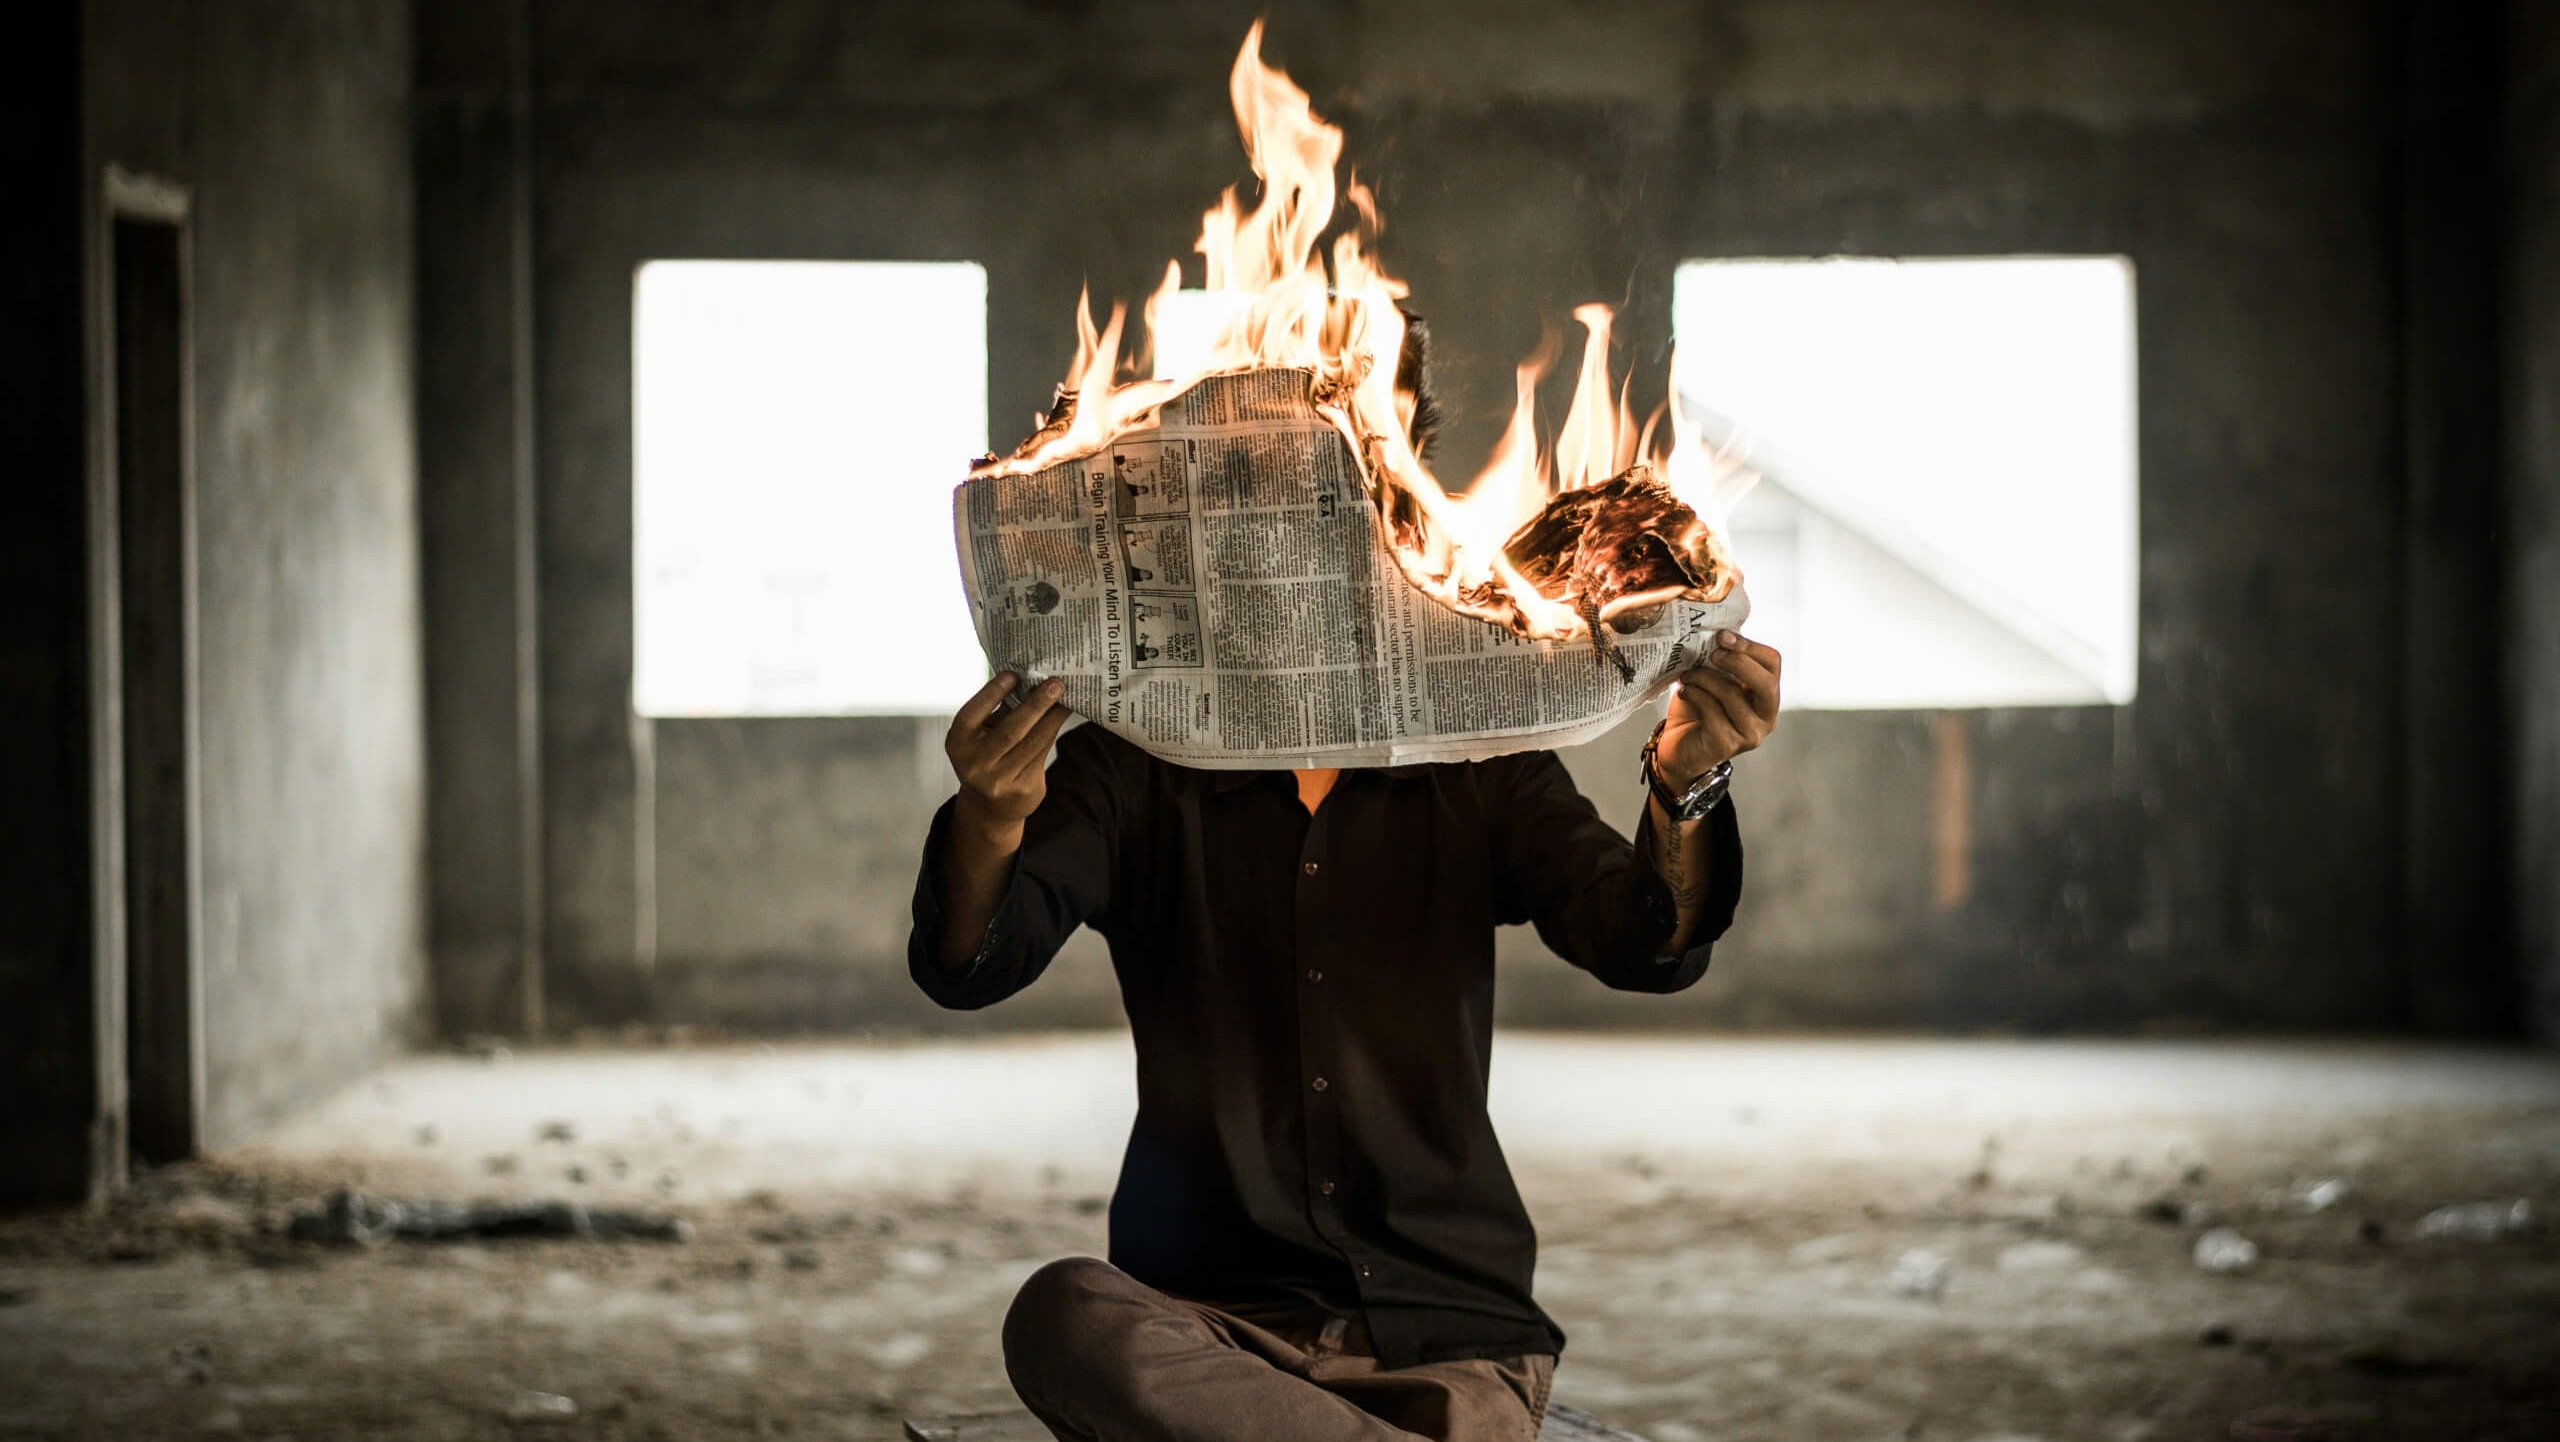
[633,260,990,717]
[1674,257,2139,709]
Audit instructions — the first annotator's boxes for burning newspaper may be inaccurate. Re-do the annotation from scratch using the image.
[953,368,1748,769]
[946,22,1753,766]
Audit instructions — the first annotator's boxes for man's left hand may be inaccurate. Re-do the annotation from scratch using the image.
[1659,630,1782,788]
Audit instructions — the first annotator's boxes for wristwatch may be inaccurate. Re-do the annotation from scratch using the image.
[1641,720,1732,823]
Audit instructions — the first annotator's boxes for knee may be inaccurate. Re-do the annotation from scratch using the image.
[1002,1256,1130,1391]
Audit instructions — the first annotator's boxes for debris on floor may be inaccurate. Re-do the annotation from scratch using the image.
[2139,1194,2218,1226]
[158,1192,256,1240]
[5,1039,2550,1442]
[164,1344,212,1386]
[2193,1228,2260,1274]
[505,1390,578,1424]
[285,1187,692,1245]
[2281,1176,2355,1212]
[1887,1248,1952,1300]
[2413,1198,2536,1241]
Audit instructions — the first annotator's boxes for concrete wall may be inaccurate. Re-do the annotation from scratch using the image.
[467,0,2519,1036]
[2514,2,2560,1042]
[78,0,427,1153]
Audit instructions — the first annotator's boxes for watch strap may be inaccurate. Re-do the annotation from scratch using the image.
[1641,721,1732,822]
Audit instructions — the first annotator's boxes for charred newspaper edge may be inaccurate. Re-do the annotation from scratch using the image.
[949,369,1749,769]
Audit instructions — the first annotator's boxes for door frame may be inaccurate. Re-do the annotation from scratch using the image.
[88,163,203,1189]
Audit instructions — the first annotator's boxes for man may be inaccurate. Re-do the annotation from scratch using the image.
[907,627,1780,1441]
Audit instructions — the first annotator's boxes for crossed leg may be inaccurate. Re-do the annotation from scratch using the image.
[1001,1257,1551,1442]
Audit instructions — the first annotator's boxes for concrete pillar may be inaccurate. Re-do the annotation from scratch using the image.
[417,0,544,1039]
[2395,0,2520,1033]
[0,4,108,1205]
[2508,4,2560,1043]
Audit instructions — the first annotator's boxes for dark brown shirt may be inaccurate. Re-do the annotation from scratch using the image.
[907,723,1744,1368]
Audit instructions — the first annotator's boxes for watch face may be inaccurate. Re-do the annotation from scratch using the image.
[1676,764,1729,818]
[1644,736,1727,820]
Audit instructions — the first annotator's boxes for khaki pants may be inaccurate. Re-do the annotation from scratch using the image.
[1002,1257,1554,1442]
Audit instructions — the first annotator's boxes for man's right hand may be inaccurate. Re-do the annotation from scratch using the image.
[947,671,1073,841]
[936,672,1072,971]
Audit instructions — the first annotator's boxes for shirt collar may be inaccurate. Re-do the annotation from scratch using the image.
[1196,762,1436,794]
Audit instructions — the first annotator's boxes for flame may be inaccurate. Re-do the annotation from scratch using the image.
[971,21,1751,645]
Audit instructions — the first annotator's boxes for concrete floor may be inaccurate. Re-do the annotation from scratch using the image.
[3,1035,2557,1439]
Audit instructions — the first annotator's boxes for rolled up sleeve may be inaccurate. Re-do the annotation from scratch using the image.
[907,724,1123,1010]
[1490,749,1744,994]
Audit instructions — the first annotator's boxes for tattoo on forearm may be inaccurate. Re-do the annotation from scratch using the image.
[1653,804,1707,921]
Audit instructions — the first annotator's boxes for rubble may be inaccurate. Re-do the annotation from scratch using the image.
[285,1188,692,1245]
[2192,1228,2259,1274]
[505,1390,578,1424]
[160,1192,256,1240]
[2266,1176,2355,1213]
[2138,1194,2217,1227]
[165,1343,213,1386]
[1887,1248,1952,1300]
[2413,1198,2536,1241]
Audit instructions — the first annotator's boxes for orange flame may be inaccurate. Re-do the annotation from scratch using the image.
[972,21,1746,643]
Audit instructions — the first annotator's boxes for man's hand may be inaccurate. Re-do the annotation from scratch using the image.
[948,671,1073,841]
[1659,630,1782,788]
[936,672,1071,970]
[1644,630,1778,953]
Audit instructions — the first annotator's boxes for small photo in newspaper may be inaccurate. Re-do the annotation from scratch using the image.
[992,578,1065,618]
[1130,595,1205,670]
[1111,442,1188,517]
[1118,519,1196,590]
[971,525,1094,599]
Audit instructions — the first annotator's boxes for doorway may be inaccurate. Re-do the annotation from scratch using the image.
[106,173,201,1167]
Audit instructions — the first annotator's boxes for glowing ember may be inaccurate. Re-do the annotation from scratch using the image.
[972,21,1751,653]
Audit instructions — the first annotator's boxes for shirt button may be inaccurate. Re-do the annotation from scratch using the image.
[1311,1076,1329,1093]
[1359,1264,1373,1279]
[1306,968,1323,983]
[1319,1180,1336,1197]
[1302,860,1321,876]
